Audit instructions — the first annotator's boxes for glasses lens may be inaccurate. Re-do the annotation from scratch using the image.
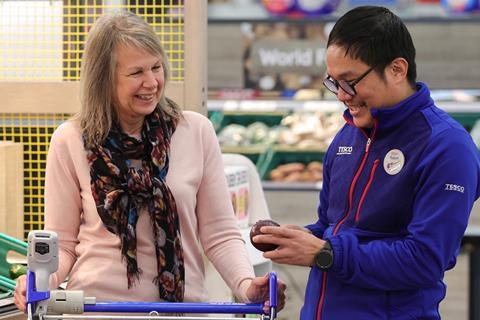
[323,79,338,94]
[338,80,356,96]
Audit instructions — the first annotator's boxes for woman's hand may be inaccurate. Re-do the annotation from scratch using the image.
[245,274,287,313]
[13,274,27,313]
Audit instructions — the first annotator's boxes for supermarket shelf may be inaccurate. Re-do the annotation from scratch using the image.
[211,110,286,132]
[208,99,344,112]
[262,181,322,192]
[270,145,326,153]
[208,2,480,24]
[436,101,480,112]
[209,99,480,113]
[209,15,480,24]
[221,146,267,165]
[221,146,268,154]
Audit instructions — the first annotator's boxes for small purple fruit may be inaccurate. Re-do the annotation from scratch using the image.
[250,219,280,252]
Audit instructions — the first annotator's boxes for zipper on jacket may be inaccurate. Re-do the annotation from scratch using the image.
[316,119,378,320]
[332,137,371,236]
[316,273,328,320]
[355,159,379,222]
[316,137,372,320]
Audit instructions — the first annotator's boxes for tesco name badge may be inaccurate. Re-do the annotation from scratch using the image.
[383,149,405,175]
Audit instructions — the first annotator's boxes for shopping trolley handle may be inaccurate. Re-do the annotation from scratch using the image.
[25,231,278,319]
[84,271,277,317]
[26,270,278,320]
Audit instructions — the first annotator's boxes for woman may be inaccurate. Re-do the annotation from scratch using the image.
[14,11,285,312]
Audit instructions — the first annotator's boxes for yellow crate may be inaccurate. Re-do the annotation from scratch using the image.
[0,0,185,82]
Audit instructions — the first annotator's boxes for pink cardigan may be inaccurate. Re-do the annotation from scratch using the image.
[45,111,254,302]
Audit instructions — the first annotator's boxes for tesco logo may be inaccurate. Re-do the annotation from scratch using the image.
[337,146,353,155]
[445,183,465,193]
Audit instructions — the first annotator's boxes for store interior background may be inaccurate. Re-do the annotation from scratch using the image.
[0,0,479,319]
[206,1,480,319]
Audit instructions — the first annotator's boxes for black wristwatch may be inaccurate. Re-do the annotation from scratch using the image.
[314,240,334,270]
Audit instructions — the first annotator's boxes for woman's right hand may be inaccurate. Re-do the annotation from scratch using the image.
[13,274,27,313]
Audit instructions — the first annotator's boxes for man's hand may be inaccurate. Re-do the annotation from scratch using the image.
[253,224,325,266]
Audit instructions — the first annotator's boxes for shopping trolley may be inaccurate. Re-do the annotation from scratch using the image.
[26,231,278,320]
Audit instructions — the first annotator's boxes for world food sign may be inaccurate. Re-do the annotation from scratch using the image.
[250,40,326,75]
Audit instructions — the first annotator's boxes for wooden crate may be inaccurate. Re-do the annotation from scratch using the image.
[0,141,23,240]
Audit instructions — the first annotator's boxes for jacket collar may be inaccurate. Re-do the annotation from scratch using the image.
[343,82,434,133]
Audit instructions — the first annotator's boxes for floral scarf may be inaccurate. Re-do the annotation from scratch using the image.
[85,107,184,302]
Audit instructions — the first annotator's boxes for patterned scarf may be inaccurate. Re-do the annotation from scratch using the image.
[85,107,184,302]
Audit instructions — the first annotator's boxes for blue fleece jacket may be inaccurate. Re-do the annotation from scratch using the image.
[302,83,480,319]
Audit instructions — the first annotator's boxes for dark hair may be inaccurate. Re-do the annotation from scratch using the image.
[327,6,416,87]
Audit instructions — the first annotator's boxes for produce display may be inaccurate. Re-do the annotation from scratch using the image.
[217,110,343,150]
[215,110,339,183]
[278,111,343,150]
[9,263,27,279]
[217,122,276,147]
[269,161,323,182]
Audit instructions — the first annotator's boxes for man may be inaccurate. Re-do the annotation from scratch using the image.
[253,6,480,319]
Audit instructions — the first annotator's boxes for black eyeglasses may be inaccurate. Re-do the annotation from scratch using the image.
[323,66,375,96]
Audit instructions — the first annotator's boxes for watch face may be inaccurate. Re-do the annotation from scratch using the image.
[315,249,333,270]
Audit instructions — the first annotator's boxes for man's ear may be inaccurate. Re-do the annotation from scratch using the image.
[388,57,409,84]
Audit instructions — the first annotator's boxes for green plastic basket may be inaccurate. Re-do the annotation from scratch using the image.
[0,275,16,293]
[0,233,28,282]
[210,111,287,133]
[449,112,480,132]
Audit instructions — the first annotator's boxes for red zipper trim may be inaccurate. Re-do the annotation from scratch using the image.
[317,138,371,320]
[316,120,378,320]
[332,137,371,236]
[316,272,328,320]
[355,159,380,222]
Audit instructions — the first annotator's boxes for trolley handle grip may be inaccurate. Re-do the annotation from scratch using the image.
[85,272,278,317]
[268,271,277,320]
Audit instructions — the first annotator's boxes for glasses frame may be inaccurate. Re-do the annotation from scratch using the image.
[323,66,375,96]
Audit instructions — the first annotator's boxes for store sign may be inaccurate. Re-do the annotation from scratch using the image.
[250,40,326,75]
